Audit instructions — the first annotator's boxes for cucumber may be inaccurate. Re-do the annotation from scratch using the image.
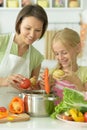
[45,100,55,115]
[79,107,87,113]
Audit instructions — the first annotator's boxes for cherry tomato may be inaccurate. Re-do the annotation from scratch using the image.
[84,112,87,122]
[0,107,7,112]
[19,78,31,89]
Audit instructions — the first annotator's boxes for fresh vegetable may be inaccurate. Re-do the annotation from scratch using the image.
[84,112,87,122]
[44,68,50,94]
[52,69,65,79]
[30,76,37,87]
[0,107,8,119]
[51,88,87,118]
[9,97,24,114]
[45,96,55,115]
[69,108,84,122]
[19,78,31,89]
[0,107,7,112]
[60,114,73,121]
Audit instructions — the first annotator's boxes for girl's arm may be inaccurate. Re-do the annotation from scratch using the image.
[84,82,87,91]
[56,71,84,92]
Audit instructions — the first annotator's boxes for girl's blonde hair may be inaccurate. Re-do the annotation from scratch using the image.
[51,28,81,50]
[51,28,81,69]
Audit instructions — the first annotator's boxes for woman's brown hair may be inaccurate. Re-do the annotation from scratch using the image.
[15,4,48,39]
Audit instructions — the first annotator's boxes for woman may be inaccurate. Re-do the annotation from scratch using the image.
[0,0,3,7]
[0,4,48,107]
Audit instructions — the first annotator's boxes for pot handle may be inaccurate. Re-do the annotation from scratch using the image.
[19,93,22,98]
[46,97,57,101]
[19,93,25,99]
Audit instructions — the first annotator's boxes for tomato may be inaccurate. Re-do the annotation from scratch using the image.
[19,78,31,89]
[0,107,7,112]
[0,107,8,119]
[84,112,87,122]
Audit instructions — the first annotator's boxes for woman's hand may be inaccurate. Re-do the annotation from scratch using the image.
[0,74,32,91]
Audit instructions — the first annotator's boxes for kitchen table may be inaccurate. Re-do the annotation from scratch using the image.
[0,117,87,130]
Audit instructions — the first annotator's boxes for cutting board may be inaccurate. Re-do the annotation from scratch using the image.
[0,113,30,123]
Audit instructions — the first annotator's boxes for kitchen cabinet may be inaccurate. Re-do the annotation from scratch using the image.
[36,0,83,9]
[0,0,83,10]
[0,0,85,34]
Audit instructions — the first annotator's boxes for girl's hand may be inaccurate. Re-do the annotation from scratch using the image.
[60,71,83,91]
[39,71,55,90]
[39,72,45,89]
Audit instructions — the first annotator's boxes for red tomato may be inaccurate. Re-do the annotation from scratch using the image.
[19,78,31,89]
[84,112,87,122]
[0,107,7,112]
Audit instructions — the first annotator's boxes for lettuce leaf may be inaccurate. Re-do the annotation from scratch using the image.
[63,88,87,106]
[51,88,87,118]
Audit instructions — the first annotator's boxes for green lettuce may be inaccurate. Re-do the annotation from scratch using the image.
[51,88,87,118]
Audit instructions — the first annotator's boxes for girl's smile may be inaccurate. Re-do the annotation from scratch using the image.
[52,40,77,70]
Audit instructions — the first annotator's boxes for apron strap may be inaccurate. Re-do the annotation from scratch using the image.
[1,33,15,64]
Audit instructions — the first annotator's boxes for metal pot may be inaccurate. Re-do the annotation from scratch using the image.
[19,90,56,117]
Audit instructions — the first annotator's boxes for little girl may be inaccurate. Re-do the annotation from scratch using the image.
[40,28,87,104]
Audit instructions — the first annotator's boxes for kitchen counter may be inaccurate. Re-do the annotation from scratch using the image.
[0,117,87,130]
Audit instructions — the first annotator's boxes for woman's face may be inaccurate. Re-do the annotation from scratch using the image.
[19,16,43,45]
[52,40,77,69]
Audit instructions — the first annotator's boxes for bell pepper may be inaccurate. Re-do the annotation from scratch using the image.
[9,97,24,114]
[69,108,84,122]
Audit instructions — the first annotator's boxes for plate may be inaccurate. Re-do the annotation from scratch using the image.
[56,114,87,127]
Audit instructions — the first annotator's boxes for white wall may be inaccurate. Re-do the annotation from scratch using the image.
[0,9,82,33]
[0,10,19,33]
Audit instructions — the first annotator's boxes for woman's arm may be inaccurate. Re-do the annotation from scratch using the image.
[0,77,9,86]
[0,74,25,87]
[30,64,41,80]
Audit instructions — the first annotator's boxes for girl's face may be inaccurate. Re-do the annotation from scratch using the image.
[52,40,77,69]
[19,16,43,45]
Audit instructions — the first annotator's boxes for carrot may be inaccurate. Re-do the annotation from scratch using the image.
[44,68,50,94]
